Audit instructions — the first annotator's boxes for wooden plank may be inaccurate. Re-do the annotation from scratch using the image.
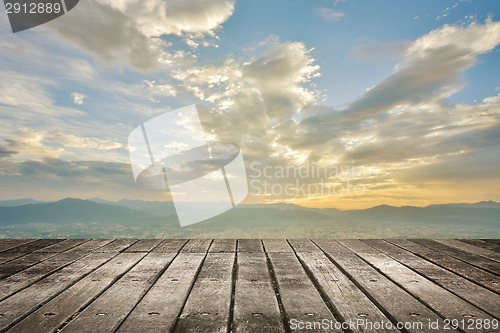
[0,252,116,332]
[0,251,98,300]
[460,239,500,253]
[34,239,88,253]
[0,240,114,300]
[123,239,162,252]
[339,240,497,332]
[117,253,206,332]
[313,239,455,333]
[0,252,26,266]
[287,239,322,253]
[0,252,57,279]
[0,239,37,253]
[434,239,500,263]
[296,251,399,333]
[180,239,212,253]
[262,239,293,253]
[410,239,500,276]
[237,239,263,253]
[152,239,188,253]
[8,252,145,333]
[91,239,137,253]
[2,239,64,253]
[174,253,235,333]
[267,252,341,333]
[59,253,176,333]
[388,239,500,294]
[64,239,114,255]
[233,252,284,333]
[364,239,500,319]
[484,239,500,245]
[209,239,236,253]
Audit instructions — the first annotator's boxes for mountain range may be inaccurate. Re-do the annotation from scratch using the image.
[0,198,498,239]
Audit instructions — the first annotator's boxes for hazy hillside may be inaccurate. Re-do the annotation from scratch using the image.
[0,198,172,227]
[0,198,498,239]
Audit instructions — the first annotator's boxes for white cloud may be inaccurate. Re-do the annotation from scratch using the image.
[106,0,234,36]
[317,7,345,21]
[336,19,500,122]
[0,128,123,163]
[46,0,235,70]
[71,92,87,105]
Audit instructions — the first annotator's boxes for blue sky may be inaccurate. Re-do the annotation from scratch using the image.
[0,0,499,208]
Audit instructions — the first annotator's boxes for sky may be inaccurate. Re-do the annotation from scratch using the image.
[0,0,499,209]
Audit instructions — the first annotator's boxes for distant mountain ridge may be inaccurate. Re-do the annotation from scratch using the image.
[0,198,498,238]
[1,197,499,210]
[0,198,172,227]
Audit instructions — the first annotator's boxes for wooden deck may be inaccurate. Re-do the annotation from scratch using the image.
[0,239,499,332]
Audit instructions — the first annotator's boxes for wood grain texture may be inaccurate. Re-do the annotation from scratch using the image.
[237,239,263,253]
[0,252,116,331]
[410,239,500,275]
[388,239,500,293]
[60,253,176,333]
[268,251,342,333]
[433,239,500,263]
[262,239,293,253]
[364,239,500,319]
[296,251,399,333]
[152,239,188,253]
[0,238,498,332]
[233,252,284,333]
[8,252,145,333]
[174,253,235,333]
[339,240,497,333]
[314,239,456,333]
[117,252,206,333]
[209,239,236,253]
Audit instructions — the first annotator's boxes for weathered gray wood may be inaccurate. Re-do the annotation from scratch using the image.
[34,239,88,253]
[237,239,263,252]
[434,239,500,263]
[0,252,57,279]
[63,239,114,254]
[340,240,497,332]
[1,238,498,332]
[8,252,145,333]
[0,251,99,300]
[0,252,116,332]
[296,251,399,333]
[313,239,455,333]
[0,252,26,265]
[150,239,188,253]
[388,239,500,293]
[0,239,37,253]
[364,239,500,319]
[262,239,293,252]
[411,239,500,275]
[233,252,284,333]
[460,239,500,253]
[209,239,236,253]
[2,239,63,253]
[93,239,138,252]
[59,253,176,332]
[484,239,500,245]
[287,239,322,252]
[0,240,114,300]
[117,253,206,332]
[175,253,235,333]
[122,239,163,252]
[267,252,342,333]
[181,239,212,253]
